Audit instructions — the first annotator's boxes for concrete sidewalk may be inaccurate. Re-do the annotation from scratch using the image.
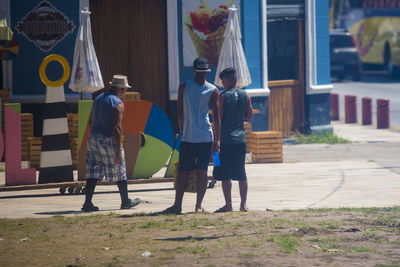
[0,122,399,218]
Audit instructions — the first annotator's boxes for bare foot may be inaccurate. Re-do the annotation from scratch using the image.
[240,204,249,212]
[195,206,205,213]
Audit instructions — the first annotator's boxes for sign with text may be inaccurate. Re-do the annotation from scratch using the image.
[11,0,78,95]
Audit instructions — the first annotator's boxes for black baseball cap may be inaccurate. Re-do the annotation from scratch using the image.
[193,57,211,72]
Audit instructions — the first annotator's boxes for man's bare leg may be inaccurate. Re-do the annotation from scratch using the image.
[164,171,189,214]
[239,180,248,212]
[195,169,208,212]
[221,180,233,211]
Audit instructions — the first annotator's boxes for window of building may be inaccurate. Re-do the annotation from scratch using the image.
[267,0,304,81]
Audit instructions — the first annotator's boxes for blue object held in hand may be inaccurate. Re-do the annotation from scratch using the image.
[212,151,220,167]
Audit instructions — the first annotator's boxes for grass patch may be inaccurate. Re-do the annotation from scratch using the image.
[363,232,389,244]
[190,218,215,229]
[310,237,342,252]
[393,238,400,247]
[267,234,301,253]
[243,252,257,257]
[139,221,161,229]
[1,208,400,266]
[175,244,207,255]
[251,241,263,248]
[374,215,400,228]
[317,221,341,230]
[296,132,350,144]
[351,246,377,253]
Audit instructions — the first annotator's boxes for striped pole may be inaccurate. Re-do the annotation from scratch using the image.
[39,85,74,183]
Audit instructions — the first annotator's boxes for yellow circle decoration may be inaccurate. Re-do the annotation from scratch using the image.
[39,54,70,87]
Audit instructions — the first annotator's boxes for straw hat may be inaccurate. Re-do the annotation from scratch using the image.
[109,74,132,88]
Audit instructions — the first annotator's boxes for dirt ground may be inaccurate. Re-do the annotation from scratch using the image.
[0,208,400,267]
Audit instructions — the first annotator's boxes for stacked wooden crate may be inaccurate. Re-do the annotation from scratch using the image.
[28,137,42,168]
[244,122,252,153]
[0,90,10,103]
[125,91,141,101]
[250,131,283,163]
[67,113,79,168]
[21,113,34,161]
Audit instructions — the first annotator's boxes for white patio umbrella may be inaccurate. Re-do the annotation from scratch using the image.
[214,5,251,89]
[69,7,104,95]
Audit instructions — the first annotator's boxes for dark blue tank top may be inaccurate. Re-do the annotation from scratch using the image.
[220,89,248,144]
[91,92,122,137]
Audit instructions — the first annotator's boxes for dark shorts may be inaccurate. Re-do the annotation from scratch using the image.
[179,142,212,172]
[213,143,247,181]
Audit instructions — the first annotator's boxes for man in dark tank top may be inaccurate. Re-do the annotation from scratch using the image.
[213,68,253,212]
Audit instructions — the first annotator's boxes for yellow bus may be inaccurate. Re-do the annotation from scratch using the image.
[331,0,400,77]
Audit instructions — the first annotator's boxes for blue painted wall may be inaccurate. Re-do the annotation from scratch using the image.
[305,93,331,129]
[250,96,268,131]
[241,0,267,131]
[241,0,262,90]
[305,0,332,134]
[10,0,79,95]
[315,0,331,85]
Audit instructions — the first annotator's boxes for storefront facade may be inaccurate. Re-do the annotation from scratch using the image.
[2,0,332,137]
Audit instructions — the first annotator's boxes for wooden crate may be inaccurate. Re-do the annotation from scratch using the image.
[125,92,141,101]
[28,137,78,169]
[244,122,252,153]
[28,137,42,169]
[250,131,283,163]
[67,113,78,139]
[70,138,78,160]
[70,137,78,169]
[0,90,10,103]
[21,113,34,161]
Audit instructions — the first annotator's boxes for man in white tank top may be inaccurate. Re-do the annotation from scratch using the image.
[163,58,221,214]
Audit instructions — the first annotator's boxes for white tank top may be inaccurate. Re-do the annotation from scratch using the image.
[181,79,216,143]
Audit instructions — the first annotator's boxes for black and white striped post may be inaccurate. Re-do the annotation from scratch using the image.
[38,55,74,184]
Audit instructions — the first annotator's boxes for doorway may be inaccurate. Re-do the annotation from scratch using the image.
[267,1,305,137]
[89,0,169,111]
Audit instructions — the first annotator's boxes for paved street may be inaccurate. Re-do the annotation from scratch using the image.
[332,71,400,127]
[0,122,399,218]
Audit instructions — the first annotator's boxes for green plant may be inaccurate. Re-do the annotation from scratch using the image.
[351,246,377,253]
[296,132,350,144]
[267,234,301,253]
[251,241,262,248]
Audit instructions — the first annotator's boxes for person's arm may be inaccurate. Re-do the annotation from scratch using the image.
[177,82,186,134]
[244,93,253,121]
[113,102,124,164]
[87,110,92,129]
[219,93,225,120]
[209,88,220,153]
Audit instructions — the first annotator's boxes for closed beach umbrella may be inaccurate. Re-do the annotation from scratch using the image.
[69,7,104,93]
[0,15,17,90]
[0,15,12,41]
[214,5,251,88]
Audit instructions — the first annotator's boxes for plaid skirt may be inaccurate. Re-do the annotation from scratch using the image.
[85,132,127,182]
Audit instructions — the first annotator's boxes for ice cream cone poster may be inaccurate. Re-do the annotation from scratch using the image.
[182,0,240,66]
